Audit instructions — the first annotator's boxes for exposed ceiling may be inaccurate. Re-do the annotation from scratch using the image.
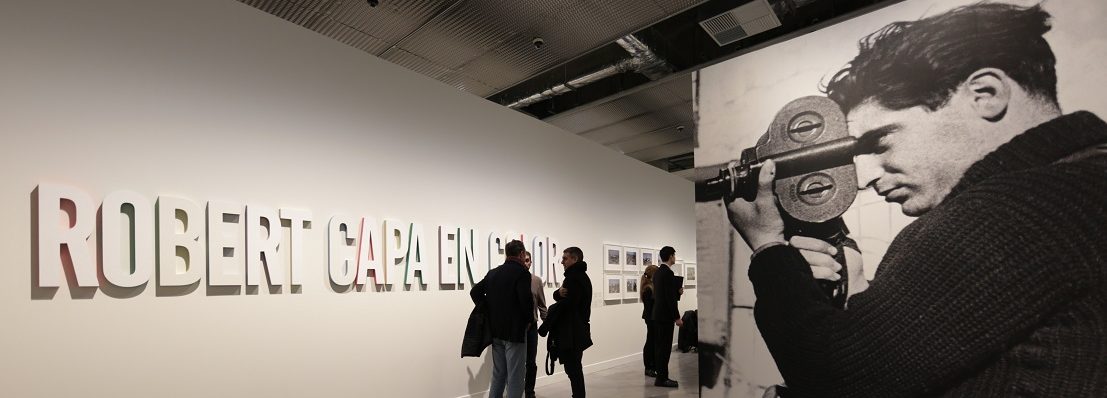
[239,0,704,96]
[240,0,893,177]
[544,74,693,168]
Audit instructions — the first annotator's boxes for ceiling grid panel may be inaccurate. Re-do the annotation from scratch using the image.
[326,0,451,45]
[240,0,331,26]
[397,1,525,70]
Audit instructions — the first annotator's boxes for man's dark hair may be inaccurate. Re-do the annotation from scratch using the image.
[564,247,584,262]
[660,246,675,262]
[505,240,526,257]
[824,3,1057,113]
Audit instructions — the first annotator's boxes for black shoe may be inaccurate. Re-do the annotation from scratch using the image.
[645,369,658,377]
[655,378,679,388]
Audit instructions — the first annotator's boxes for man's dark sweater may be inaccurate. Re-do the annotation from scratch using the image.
[749,112,1107,397]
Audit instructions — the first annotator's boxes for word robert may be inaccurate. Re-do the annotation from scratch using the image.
[34,183,311,289]
[33,183,562,293]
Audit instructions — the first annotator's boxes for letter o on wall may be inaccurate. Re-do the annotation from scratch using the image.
[101,190,154,288]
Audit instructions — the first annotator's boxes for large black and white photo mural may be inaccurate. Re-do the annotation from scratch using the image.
[694,0,1107,397]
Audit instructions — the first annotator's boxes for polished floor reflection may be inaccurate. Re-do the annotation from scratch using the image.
[532,350,698,397]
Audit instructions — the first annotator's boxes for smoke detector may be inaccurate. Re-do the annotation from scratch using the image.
[699,0,782,47]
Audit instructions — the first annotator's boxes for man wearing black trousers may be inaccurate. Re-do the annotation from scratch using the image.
[652,246,683,388]
[641,264,658,378]
[551,246,592,397]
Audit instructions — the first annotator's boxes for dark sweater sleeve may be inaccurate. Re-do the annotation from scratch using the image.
[553,281,567,302]
[470,277,487,305]
[749,172,1097,397]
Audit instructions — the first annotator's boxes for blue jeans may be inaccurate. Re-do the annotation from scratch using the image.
[490,338,527,398]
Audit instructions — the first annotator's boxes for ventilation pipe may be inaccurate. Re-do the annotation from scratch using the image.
[506,34,673,109]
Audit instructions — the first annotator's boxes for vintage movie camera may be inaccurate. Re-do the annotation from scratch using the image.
[696,96,867,308]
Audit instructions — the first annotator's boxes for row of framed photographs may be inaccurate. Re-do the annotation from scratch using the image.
[602,244,697,280]
[603,244,659,274]
[604,273,642,300]
[602,262,698,301]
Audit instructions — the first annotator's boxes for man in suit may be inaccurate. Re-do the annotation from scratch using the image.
[552,246,593,397]
[652,246,683,388]
[471,240,534,398]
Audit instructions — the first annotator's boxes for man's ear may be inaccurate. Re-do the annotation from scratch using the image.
[964,68,1011,121]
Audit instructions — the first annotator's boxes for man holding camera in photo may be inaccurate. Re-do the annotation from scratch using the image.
[727,4,1107,397]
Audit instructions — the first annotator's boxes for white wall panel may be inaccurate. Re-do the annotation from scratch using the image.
[0,1,696,396]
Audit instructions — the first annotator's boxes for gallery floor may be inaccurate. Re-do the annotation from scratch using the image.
[532,350,698,397]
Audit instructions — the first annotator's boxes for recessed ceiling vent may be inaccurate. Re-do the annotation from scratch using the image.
[699,0,782,47]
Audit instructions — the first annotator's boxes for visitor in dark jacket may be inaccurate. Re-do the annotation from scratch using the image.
[640,264,659,377]
[551,246,592,397]
[652,246,683,388]
[470,240,534,398]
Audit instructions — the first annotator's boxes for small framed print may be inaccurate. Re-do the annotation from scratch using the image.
[603,244,623,273]
[605,275,623,300]
[624,247,640,272]
[684,262,697,288]
[623,274,640,300]
[641,248,657,268]
[673,259,684,277]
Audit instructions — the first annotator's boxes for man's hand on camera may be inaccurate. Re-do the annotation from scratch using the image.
[726,159,786,251]
[790,236,842,281]
[790,236,869,297]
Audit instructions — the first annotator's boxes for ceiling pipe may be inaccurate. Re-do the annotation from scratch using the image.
[613,35,673,80]
[506,34,674,109]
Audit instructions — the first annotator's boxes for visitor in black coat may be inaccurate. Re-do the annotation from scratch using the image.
[651,246,683,388]
[641,264,659,377]
[551,246,592,397]
[470,240,534,398]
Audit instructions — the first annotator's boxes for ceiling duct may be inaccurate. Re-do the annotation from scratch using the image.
[506,34,673,110]
[699,0,782,46]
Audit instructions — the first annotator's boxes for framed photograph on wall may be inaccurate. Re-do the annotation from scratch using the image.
[605,274,622,300]
[623,274,640,300]
[684,262,697,288]
[641,248,657,268]
[603,244,623,273]
[624,247,640,272]
[673,259,684,277]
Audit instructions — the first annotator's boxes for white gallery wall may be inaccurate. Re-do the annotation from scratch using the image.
[0,1,697,397]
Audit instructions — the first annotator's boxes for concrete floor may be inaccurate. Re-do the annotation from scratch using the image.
[531,351,698,398]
